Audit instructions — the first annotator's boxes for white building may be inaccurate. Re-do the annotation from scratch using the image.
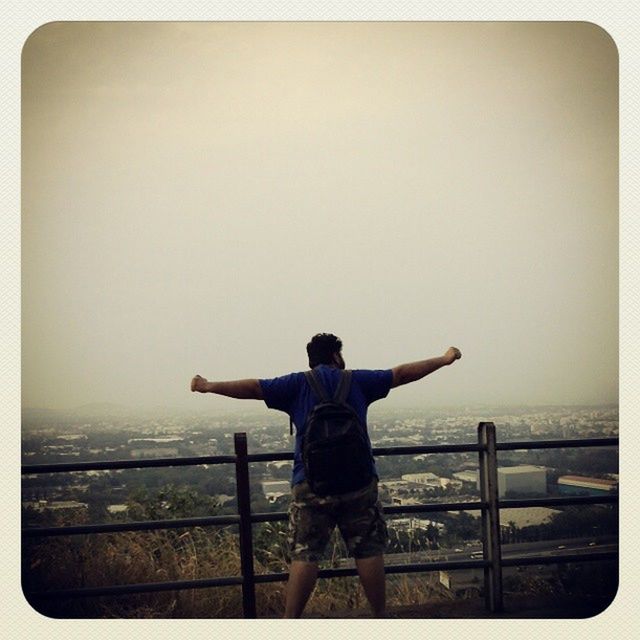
[388,517,445,532]
[401,472,442,488]
[453,470,478,484]
[130,447,179,458]
[48,501,88,511]
[401,472,462,491]
[557,475,617,495]
[496,465,547,497]
[261,480,291,503]
[107,504,128,514]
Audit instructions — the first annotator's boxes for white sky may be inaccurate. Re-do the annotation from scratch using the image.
[21,21,618,411]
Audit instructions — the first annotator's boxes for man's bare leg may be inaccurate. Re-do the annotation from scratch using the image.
[283,560,319,618]
[355,555,386,617]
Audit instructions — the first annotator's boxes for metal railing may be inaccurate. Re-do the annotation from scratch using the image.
[21,422,619,617]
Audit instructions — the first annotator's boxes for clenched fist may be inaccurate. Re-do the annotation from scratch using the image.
[444,347,462,365]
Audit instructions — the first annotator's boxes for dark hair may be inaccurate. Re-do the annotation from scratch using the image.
[306,333,343,368]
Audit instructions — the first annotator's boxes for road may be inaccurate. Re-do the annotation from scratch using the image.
[353,535,618,567]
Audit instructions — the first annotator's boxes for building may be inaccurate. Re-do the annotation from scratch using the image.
[35,500,89,512]
[261,480,291,503]
[388,517,445,532]
[401,472,442,489]
[130,447,179,458]
[107,504,128,514]
[453,470,478,485]
[495,465,547,497]
[379,480,412,492]
[557,475,618,496]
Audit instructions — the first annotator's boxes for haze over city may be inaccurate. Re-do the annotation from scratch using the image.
[22,22,618,413]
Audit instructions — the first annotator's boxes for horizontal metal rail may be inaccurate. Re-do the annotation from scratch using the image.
[30,575,244,600]
[372,443,482,456]
[23,493,618,539]
[496,437,618,451]
[254,558,491,584]
[22,428,619,616]
[501,550,617,567]
[29,559,491,600]
[28,549,619,602]
[250,501,488,525]
[21,437,618,475]
[245,451,294,463]
[499,495,618,509]
[22,514,240,538]
[22,454,237,475]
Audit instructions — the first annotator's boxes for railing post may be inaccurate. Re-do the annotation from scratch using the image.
[234,432,257,618]
[477,422,504,613]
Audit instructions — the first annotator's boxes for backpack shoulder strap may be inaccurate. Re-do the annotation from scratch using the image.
[334,369,353,404]
[304,369,331,403]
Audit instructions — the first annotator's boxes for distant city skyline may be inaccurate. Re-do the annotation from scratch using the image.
[22,400,618,420]
[22,22,618,412]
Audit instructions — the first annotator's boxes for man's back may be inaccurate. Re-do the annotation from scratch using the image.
[259,365,393,486]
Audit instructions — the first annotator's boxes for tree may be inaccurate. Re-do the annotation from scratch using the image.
[426,523,440,549]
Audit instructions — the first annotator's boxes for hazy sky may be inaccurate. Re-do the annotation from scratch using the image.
[22,21,618,412]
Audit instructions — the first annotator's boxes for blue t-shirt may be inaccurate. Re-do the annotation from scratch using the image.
[259,365,393,486]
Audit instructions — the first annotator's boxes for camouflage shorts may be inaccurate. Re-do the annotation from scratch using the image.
[287,477,388,562]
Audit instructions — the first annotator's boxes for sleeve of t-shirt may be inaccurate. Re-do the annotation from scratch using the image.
[354,369,394,404]
[259,372,303,413]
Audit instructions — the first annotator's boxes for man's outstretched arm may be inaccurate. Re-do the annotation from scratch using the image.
[191,375,264,400]
[391,347,462,388]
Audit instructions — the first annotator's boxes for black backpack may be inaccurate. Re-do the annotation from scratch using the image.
[300,369,373,496]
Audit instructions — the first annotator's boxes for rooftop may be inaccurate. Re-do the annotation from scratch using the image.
[499,465,545,475]
[559,475,617,487]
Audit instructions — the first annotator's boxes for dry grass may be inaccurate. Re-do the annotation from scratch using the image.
[24,526,244,618]
[24,521,449,618]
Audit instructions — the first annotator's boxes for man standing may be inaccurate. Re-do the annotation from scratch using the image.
[191,333,462,617]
